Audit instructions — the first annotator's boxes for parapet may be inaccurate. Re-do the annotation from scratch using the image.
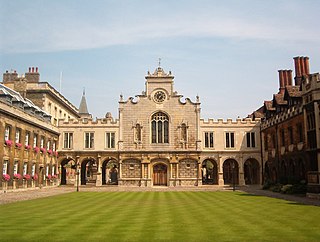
[59,116,120,126]
[200,117,261,126]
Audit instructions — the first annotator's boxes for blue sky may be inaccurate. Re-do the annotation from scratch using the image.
[1,0,319,119]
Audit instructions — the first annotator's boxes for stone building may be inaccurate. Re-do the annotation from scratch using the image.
[58,66,261,187]
[2,67,79,126]
[253,56,320,192]
[0,83,59,191]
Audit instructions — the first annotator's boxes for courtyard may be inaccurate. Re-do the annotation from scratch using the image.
[0,187,320,241]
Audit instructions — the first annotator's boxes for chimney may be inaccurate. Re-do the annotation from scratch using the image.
[25,66,40,82]
[3,70,18,83]
[278,70,285,94]
[294,56,310,86]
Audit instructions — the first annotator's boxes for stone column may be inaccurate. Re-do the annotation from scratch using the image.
[239,155,245,186]
[197,160,202,186]
[96,155,102,186]
[75,156,80,187]
[218,155,224,186]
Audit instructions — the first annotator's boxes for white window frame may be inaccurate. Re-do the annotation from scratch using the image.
[13,161,18,175]
[63,133,73,149]
[25,132,30,146]
[3,160,8,175]
[225,132,235,148]
[204,131,214,148]
[15,129,21,143]
[53,141,56,151]
[84,132,94,149]
[23,162,28,176]
[40,137,44,148]
[106,132,115,149]
[46,165,49,176]
[52,166,55,176]
[5,126,10,140]
[31,164,36,176]
[47,140,50,150]
[246,132,256,148]
[33,134,38,148]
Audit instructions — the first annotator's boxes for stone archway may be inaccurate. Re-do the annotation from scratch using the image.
[223,159,239,185]
[81,158,97,185]
[102,159,118,185]
[202,159,218,185]
[60,158,76,185]
[244,158,260,185]
[153,163,168,186]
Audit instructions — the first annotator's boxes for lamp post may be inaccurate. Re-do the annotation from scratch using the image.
[232,161,236,192]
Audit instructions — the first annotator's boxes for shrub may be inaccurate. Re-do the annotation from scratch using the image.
[5,140,13,147]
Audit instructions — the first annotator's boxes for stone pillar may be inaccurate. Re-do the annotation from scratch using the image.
[218,155,224,186]
[239,155,245,186]
[75,156,81,187]
[197,160,202,186]
[96,155,102,186]
[119,160,122,179]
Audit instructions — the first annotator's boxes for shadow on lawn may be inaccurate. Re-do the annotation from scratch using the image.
[236,193,261,197]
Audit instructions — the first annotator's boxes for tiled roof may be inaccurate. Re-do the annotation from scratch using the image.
[0,83,51,118]
[264,101,275,111]
[273,93,287,105]
[285,86,302,98]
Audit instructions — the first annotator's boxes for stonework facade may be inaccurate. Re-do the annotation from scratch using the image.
[0,83,59,191]
[57,67,261,187]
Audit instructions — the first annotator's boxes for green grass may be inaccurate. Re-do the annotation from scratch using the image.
[1,191,320,241]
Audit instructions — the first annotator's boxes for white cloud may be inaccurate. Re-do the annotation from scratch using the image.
[1,1,319,54]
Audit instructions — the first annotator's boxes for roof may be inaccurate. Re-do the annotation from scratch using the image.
[273,93,287,106]
[79,91,89,114]
[0,83,51,118]
[264,101,275,111]
[285,86,302,98]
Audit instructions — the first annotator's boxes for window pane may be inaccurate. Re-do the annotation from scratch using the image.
[111,133,115,148]
[158,121,163,143]
[246,132,251,147]
[231,133,234,147]
[204,132,209,148]
[251,132,256,148]
[164,121,169,143]
[226,133,230,148]
[152,121,156,143]
[209,132,214,148]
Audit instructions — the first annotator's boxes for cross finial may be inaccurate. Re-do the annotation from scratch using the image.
[83,87,85,96]
[158,58,161,67]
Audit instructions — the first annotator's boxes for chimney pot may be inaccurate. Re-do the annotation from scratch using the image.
[29,67,31,72]
[32,67,34,73]
[36,67,38,72]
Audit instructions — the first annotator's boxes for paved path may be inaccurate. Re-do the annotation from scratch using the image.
[1,185,320,206]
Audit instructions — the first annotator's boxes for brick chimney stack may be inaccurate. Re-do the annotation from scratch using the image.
[25,66,40,82]
[3,70,18,83]
[278,70,292,94]
[294,56,310,86]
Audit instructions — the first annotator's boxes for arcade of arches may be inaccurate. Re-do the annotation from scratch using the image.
[58,155,261,187]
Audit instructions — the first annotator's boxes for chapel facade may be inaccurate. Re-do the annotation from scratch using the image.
[58,66,261,187]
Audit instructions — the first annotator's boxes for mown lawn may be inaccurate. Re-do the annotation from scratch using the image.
[0,191,320,241]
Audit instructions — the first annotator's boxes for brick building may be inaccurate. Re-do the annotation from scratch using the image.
[253,56,320,193]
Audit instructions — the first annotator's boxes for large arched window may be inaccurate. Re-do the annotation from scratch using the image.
[151,112,169,143]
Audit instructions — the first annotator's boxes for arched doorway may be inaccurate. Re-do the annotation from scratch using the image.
[223,159,239,185]
[60,159,76,185]
[244,158,260,185]
[102,159,118,185]
[153,163,167,186]
[202,159,218,185]
[81,159,97,185]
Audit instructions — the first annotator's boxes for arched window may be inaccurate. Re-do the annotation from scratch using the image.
[151,112,169,143]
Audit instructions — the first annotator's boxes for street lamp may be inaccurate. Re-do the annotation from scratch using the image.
[76,163,80,192]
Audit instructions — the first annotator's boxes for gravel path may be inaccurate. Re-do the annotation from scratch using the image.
[1,185,320,206]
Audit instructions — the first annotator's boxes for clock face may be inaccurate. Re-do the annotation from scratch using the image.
[154,91,166,103]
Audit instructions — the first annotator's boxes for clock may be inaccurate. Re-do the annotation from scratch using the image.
[153,90,166,103]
